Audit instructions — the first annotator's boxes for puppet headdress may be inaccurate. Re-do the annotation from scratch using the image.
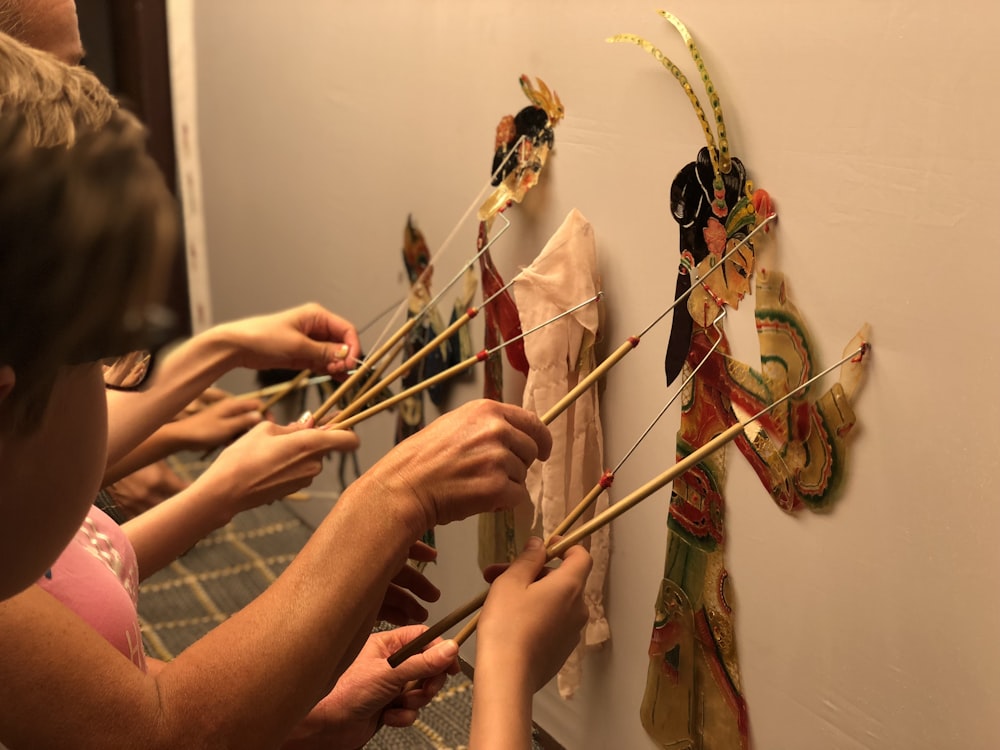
[611,11,732,213]
[610,12,770,384]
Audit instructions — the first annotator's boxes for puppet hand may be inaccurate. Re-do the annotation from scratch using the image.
[281,627,460,750]
[407,281,431,314]
[215,303,361,376]
[169,396,265,451]
[477,537,591,693]
[363,400,551,535]
[378,542,441,626]
[198,419,360,516]
[838,323,871,402]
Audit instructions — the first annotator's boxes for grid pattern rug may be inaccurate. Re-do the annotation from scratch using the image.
[137,500,483,750]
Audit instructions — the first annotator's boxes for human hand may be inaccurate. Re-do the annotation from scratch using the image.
[281,626,460,750]
[180,386,231,415]
[379,542,440,626]
[105,460,189,518]
[169,396,265,451]
[360,400,551,535]
[477,536,591,693]
[214,303,361,377]
[197,419,360,516]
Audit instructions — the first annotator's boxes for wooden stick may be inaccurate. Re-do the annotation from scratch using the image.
[331,307,478,424]
[536,219,774,427]
[330,294,602,432]
[549,422,745,554]
[549,479,610,539]
[311,316,420,422]
[259,369,311,413]
[451,323,717,646]
[331,351,485,432]
[326,336,407,424]
[541,337,639,424]
[391,590,488,666]
[388,344,867,665]
[364,171,514,360]
[334,274,512,425]
[234,375,331,401]
[453,610,481,646]
[453,480,600,644]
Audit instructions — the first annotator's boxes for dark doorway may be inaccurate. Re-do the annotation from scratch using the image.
[78,0,192,336]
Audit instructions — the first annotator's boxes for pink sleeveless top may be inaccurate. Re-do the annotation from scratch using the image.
[37,506,147,671]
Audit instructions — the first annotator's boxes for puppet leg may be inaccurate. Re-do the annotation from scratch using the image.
[641,550,698,749]
[641,530,749,749]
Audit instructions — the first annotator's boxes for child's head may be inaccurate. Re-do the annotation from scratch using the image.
[0,31,179,597]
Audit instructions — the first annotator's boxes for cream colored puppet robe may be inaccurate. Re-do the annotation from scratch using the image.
[514,208,610,698]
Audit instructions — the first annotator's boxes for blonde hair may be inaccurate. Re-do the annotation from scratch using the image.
[0,30,117,146]
[0,1,26,38]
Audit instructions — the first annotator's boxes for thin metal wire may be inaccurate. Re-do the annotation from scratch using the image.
[486,292,604,356]
[612,308,727,474]
[366,139,527,352]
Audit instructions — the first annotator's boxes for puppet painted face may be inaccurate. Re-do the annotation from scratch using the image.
[477,75,563,223]
[402,214,432,286]
[696,223,754,310]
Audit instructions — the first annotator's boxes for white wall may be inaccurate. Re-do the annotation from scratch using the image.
[174,1,1000,747]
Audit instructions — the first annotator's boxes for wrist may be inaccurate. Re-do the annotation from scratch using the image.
[190,325,244,374]
[156,420,195,453]
[153,327,240,397]
[336,471,428,549]
[476,641,532,691]
[189,464,243,527]
[470,649,534,748]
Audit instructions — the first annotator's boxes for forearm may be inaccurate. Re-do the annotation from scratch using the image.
[123,480,235,579]
[153,475,421,746]
[103,422,189,486]
[105,328,237,465]
[0,475,423,749]
[469,650,534,750]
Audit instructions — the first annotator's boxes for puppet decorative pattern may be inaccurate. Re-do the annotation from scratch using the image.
[477,76,562,567]
[611,12,869,749]
[394,215,474,444]
[395,216,476,556]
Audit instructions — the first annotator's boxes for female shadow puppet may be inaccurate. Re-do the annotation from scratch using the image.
[613,13,869,750]
[642,147,867,750]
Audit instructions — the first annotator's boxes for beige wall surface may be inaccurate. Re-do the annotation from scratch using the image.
[173,1,1000,747]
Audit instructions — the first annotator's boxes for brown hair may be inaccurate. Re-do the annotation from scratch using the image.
[0,32,178,431]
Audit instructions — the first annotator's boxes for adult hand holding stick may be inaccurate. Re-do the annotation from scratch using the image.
[388,340,870,667]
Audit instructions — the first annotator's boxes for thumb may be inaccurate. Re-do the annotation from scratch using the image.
[315,341,352,374]
[392,639,459,684]
[501,536,547,585]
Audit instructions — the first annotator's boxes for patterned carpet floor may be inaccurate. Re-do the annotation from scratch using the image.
[137,501,508,750]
